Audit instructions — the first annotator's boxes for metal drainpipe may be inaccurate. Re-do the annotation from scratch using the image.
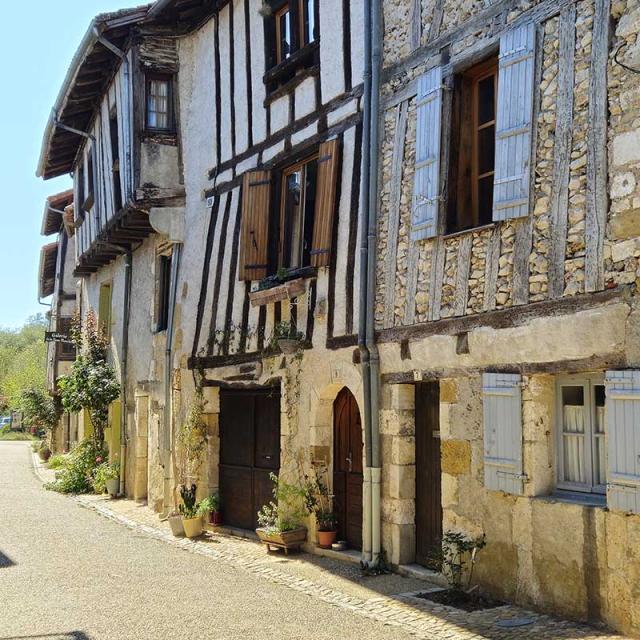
[359,0,374,566]
[163,244,182,513]
[119,252,132,496]
[367,0,383,567]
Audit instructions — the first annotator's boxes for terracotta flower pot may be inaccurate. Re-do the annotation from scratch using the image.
[182,516,203,539]
[317,530,337,549]
[277,339,300,354]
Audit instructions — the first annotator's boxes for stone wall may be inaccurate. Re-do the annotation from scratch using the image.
[377,0,640,331]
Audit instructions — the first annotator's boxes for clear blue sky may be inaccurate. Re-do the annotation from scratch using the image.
[0,1,144,329]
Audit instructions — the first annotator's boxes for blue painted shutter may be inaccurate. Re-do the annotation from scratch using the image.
[605,370,640,514]
[411,66,442,241]
[482,373,524,494]
[492,23,536,222]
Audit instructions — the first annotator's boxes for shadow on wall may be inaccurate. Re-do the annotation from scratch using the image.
[0,634,92,640]
[0,550,14,568]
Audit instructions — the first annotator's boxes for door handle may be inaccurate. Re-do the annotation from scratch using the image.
[346,454,352,472]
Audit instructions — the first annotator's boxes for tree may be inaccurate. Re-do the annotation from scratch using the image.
[20,388,61,447]
[58,311,120,447]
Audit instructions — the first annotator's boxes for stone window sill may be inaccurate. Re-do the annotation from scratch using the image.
[536,491,607,509]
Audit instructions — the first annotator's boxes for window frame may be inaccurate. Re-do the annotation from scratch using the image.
[145,72,175,133]
[155,252,173,334]
[555,374,607,496]
[277,152,319,272]
[446,55,499,234]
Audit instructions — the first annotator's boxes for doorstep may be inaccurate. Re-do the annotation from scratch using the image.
[397,563,448,588]
[309,545,362,565]
[203,523,259,541]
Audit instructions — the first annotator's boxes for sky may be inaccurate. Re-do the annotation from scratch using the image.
[0,1,144,329]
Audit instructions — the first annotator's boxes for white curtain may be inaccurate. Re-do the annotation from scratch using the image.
[563,405,585,484]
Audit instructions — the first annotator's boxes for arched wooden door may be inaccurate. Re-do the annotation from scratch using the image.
[333,388,363,550]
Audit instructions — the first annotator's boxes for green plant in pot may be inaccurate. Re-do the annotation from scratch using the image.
[179,483,203,538]
[198,492,222,526]
[93,459,120,497]
[305,467,338,549]
[272,321,304,355]
[256,472,309,552]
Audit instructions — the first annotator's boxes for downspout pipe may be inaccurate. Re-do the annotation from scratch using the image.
[368,0,383,567]
[163,243,182,512]
[359,0,373,566]
[119,252,133,496]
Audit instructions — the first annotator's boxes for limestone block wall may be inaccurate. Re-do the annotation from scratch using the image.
[376,0,640,331]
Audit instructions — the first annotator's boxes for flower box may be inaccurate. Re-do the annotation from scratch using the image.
[249,278,307,307]
[256,527,307,554]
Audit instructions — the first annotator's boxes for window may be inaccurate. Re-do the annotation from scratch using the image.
[146,74,174,131]
[556,377,606,495]
[279,156,318,269]
[155,254,172,333]
[57,317,76,361]
[76,163,85,221]
[446,56,498,233]
[274,0,315,65]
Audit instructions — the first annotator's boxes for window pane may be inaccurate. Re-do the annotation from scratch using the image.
[477,75,495,125]
[283,169,303,268]
[147,79,170,129]
[593,385,606,487]
[304,0,315,44]
[477,175,493,226]
[561,386,587,485]
[279,9,292,60]
[478,125,495,177]
[302,159,318,266]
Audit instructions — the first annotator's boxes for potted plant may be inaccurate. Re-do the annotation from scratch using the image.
[168,510,185,537]
[273,321,304,355]
[305,468,338,549]
[256,472,308,553]
[179,483,203,538]
[94,460,120,497]
[198,492,222,526]
[38,444,52,462]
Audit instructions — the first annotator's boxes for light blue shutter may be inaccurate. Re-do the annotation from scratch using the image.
[493,23,536,221]
[605,370,640,514]
[411,66,442,241]
[482,373,524,494]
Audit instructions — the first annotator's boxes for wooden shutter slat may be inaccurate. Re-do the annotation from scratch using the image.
[239,170,271,281]
[482,372,524,495]
[606,370,640,514]
[411,66,442,241]
[492,22,536,222]
[310,139,340,268]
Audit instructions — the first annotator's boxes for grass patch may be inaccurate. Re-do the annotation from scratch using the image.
[0,430,37,441]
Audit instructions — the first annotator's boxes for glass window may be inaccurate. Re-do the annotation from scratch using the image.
[280,157,318,269]
[557,377,606,495]
[302,0,315,45]
[276,5,292,64]
[146,76,173,131]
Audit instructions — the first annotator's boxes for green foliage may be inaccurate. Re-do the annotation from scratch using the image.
[0,315,47,410]
[20,388,60,433]
[0,427,37,441]
[93,460,120,493]
[257,472,310,533]
[304,467,337,532]
[176,392,208,485]
[47,454,69,470]
[45,439,108,494]
[38,444,52,461]
[440,531,487,592]
[178,484,199,519]
[197,492,220,516]
[58,311,120,447]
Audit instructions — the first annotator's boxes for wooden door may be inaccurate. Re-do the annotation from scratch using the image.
[219,389,281,530]
[333,388,363,550]
[415,381,442,567]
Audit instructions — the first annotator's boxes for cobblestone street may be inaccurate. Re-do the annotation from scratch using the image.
[0,441,629,640]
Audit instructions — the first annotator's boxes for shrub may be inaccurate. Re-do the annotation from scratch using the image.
[93,460,120,494]
[45,440,107,494]
[257,473,309,534]
[47,454,69,470]
[38,445,52,462]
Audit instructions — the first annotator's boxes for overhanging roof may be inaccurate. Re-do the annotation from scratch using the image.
[38,242,59,299]
[41,190,74,236]
[36,5,151,181]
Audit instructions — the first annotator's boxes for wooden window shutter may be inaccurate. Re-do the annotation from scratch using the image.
[482,372,525,494]
[411,66,443,241]
[239,170,271,281]
[98,283,113,340]
[492,22,536,222]
[310,139,340,268]
[605,370,640,514]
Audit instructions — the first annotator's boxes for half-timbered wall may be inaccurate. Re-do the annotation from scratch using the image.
[375,0,629,330]
[182,0,365,362]
[74,55,133,260]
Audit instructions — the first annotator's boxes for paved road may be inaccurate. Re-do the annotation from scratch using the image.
[0,442,413,640]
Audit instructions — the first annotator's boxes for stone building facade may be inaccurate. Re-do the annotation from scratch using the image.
[376,0,640,634]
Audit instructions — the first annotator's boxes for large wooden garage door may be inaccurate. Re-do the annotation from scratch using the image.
[219,388,281,530]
